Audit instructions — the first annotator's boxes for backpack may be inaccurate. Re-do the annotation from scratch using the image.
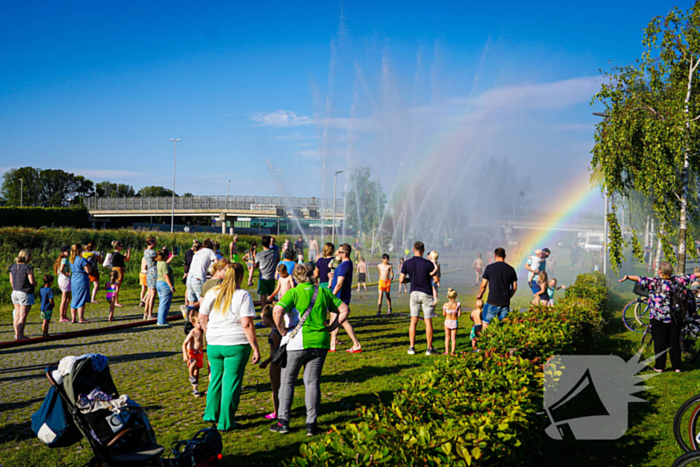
[670,280,693,324]
[167,427,223,467]
[102,253,113,269]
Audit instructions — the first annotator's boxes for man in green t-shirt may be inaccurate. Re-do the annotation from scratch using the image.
[270,263,349,436]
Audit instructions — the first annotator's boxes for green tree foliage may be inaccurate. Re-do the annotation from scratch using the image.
[136,186,177,197]
[1,167,94,207]
[95,181,136,198]
[344,166,386,237]
[592,5,700,272]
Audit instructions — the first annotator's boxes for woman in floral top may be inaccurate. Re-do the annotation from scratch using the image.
[619,261,695,373]
[143,236,158,320]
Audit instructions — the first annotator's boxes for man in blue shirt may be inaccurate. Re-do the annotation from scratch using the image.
[399,241,439,356]
[329,243,362,353]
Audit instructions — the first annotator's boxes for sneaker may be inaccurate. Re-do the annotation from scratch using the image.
[189,376,197,385]
[306,423,323,437]
[270,421,289,434]
[407,346,416,355]
[264,412,277,420]
[425,348,439,356]
[193,388,205,397]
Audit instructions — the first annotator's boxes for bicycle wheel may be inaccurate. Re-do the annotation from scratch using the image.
[634,299,650,327]
[688,403,700,451]
[672,450,700,467]
[622,300,644,332]
[674,394,700,452]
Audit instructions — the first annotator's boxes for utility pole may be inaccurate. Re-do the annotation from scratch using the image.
[169,138,181,233]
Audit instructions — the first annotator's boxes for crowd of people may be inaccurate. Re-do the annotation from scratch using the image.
[9,232,695,435]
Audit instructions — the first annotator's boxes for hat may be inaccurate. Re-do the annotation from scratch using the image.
[60,245,70,253]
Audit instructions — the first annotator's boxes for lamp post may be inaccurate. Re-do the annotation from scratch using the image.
[19,178,23,207]
[227,180,230,197]
[332,170,343,245]
[170,138,181,233]
[593,112,609,276]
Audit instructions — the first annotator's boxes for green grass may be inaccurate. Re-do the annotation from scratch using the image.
[1,261,695,466]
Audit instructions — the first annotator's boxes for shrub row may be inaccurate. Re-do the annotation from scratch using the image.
[288,273,608,467]
[0,206,90,228]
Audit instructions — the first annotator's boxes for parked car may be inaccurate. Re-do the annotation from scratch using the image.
[585,239,603,252]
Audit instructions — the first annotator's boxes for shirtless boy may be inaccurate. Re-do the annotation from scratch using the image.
[471,254,485,286]
[356,257,368,291]
[377,254,394,316]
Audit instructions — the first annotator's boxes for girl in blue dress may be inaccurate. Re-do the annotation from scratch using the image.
[70,244,92,323]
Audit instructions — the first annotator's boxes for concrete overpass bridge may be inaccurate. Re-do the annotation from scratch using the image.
[86,196,345,233]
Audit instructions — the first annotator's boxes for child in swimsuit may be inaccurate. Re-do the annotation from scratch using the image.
[470,299,484,351]
[182,310,205,397]
[356,257,368,292]
[442,288,461,355]
[259,305,281,420]
[377,254,394,316]
[429,251,441,305]
[547,278,566,307]
[471,254,485,286]
[532,271,550,306]
[105,270,119,322]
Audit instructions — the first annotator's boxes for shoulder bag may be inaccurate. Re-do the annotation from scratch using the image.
[271,286,319,368]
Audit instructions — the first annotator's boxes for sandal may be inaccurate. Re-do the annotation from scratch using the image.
[346,348,362,354]
[264,412,277,420]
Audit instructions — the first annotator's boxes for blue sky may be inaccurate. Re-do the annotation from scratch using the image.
[0,0,691,209]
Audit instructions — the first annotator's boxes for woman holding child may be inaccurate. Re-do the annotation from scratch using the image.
[199,263,260,431]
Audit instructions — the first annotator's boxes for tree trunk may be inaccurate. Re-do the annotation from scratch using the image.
[678,57,697,274]
[655,227,664,271]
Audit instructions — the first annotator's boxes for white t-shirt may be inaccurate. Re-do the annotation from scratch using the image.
[200,288,256,346]
[527,256,546,281]
[190,248,218,279]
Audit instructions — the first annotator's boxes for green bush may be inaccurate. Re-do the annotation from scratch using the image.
[288,273,608,467]
[0,206,89,228]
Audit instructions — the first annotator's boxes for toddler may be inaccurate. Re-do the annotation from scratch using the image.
[40,275,55,338]
[547,278,566,307]
[428,251,441,304]
[356,257,368,292]
[258,305,281,420]
[182,310,205,397]
[470,299,484,351]
[105,270,119,322]
[442,288,461,355]
[271,264,294,301]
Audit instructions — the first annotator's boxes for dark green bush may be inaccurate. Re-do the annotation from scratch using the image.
[288,273,608,467]
[0,206,89,228]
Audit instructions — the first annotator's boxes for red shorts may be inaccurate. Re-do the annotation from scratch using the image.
[188,349,204,369]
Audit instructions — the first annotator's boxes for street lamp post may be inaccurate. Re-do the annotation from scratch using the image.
[332,170,343,245]
[227,180,231,197]
[19,178,23,207]
[170,138,181,233]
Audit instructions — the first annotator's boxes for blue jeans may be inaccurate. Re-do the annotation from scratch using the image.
[156,281,173,325]
[482,303,509,324]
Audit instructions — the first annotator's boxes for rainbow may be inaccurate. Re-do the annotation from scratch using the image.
[513,172,601,272]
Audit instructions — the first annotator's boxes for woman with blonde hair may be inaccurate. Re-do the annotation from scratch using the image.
[53,245,72,322]
[199,263,260,431]
[69,244,92,323]
[9,249,36,340]
[313,242,335,289]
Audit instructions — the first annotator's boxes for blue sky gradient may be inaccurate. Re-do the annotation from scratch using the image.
[0,0,691,208]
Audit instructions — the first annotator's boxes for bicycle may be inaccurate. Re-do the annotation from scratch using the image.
[621,283,650,332]
[673,451,700,466]
[674,393,700,453]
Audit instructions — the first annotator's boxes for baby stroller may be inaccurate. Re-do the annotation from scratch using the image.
[43,354,165,466]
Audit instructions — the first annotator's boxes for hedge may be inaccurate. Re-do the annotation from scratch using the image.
[288,273,608,467]
[0,206,90,228]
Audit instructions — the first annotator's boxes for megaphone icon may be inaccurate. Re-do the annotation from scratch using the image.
[545,369,610,440]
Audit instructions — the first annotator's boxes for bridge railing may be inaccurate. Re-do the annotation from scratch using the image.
[85,196,345,213]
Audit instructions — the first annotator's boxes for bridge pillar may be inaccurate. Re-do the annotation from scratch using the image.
[220,212,226,235]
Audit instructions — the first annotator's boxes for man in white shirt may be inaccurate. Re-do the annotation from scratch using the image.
[187,238,218,304]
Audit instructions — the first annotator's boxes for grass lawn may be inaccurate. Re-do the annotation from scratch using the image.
[0,262,695,466]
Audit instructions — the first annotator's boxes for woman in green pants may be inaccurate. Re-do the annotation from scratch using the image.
[199,263,260,430]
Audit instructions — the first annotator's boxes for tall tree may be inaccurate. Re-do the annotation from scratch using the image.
[1,167,41,206]
[591,5,700,272]
[137,186,177,197]
[96,181,135,198]
[344,166,387,238]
